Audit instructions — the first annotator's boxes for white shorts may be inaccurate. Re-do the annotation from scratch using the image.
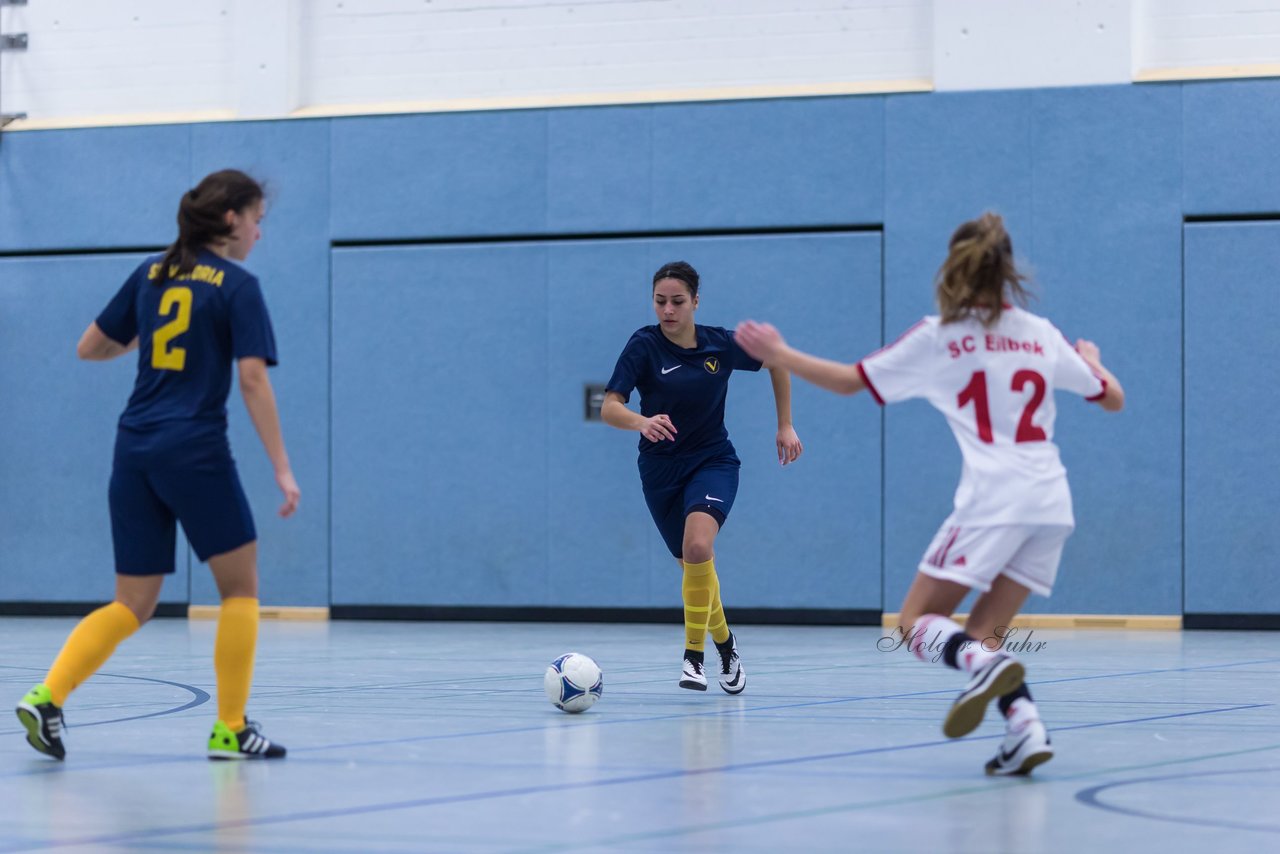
[917,520,1074,597]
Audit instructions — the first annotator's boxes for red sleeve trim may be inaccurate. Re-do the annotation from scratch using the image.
[857,362,884,405]
[1086,377,1108,403]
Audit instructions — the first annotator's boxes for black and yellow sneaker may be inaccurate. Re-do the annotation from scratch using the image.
[208,719,287,760]
[15,684,66,760]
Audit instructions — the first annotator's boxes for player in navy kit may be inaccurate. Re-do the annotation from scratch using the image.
[15,170,300,761]
[736,213,1124,775]
[603,261,803,693]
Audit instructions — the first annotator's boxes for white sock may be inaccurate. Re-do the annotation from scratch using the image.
[956,642,1000,675]
[910,614,999,674]
[908,614,961,661]
[1005,697,1040,732]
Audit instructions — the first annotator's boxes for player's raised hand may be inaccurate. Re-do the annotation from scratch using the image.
[640,414,677,443]
[735,320,786,364]
[776,425,803,466]
[1075,338,1102,368]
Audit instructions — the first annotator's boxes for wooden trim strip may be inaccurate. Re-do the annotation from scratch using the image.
[5,110,237,132]
[291,79,934,119]
[881,613,1181,630]
[2,80,933,132]
[1134,63,1280,83]
[188,605,329,621]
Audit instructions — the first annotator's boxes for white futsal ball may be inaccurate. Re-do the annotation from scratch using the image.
[544,653,603,713]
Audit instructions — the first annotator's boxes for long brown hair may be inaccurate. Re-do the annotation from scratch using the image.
[935,212,1031,326]
[155,169,263,285]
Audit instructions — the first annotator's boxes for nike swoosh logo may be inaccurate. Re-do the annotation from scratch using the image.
[661,365,681,375]
[705,495,724,502]
[1000,734,1031,763]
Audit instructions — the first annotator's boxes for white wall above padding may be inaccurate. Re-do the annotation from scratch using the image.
[0,0,933,127]
[232,0,302,118]
[1134,0,1280,81]
[0,0,236,122]
[933,0,1132,91]
[299,0,933,109]
[3,1,1280,128]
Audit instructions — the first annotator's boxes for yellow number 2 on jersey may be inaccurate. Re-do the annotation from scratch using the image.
[151,286,193,371]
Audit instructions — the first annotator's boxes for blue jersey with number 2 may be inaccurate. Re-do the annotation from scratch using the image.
[95,249,277,453]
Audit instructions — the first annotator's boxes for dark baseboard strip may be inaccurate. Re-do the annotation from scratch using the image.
[1183,613,1280,630]
[0,602,187,618]
[1184,213,1280,224]
[331,605,881,627]
[0,602,878,625]
[332,223,881,250]
[3,603,1271,629]
[0,245,166,259]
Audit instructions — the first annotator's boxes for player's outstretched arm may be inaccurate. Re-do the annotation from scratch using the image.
[76,322,137,361]
[767,367,803,466]
[601,391,676,443]
[238,356,301,517]
[736,321,866,397]
[1076,339,1125,413]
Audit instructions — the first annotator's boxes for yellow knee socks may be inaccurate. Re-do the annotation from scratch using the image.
[707,575,731,645]
[45,601,140,707]
[683,559,731,651]
[214,597,259,732]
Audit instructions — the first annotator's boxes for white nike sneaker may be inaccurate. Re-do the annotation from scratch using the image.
[943,653,1025,739]
[679,653,708,691]
[985,717,1053,776]
[715,633,746,695]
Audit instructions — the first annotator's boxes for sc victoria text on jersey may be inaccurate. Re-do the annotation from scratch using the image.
[147,263,226,287]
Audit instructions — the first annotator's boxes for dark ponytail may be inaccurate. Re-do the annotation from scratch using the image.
[935,212,1031,327]
[155,169,264,284]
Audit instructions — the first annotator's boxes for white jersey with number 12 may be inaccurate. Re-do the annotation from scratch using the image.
[858,307,1106,527]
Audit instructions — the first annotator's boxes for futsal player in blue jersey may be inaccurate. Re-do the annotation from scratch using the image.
[603,261,803,692]
[15,169,300,761]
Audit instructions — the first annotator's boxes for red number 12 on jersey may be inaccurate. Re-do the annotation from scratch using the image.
[957,370,1048,444]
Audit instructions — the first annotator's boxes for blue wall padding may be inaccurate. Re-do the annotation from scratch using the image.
[1184,222,1280,614]
[1183,78,1280,216]
[0,254,189,603]
[3,78,1278,615]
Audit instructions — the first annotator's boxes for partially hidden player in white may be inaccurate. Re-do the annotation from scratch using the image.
[735,212,1124,776]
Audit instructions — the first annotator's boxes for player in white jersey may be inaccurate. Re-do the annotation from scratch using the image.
[735,212,1124,776]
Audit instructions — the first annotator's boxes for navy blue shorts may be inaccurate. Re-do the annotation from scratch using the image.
[638,446,741,559]
[109,449,256,574]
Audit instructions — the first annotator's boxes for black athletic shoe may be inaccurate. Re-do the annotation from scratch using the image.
[208,719,287,760]
[16,684,66,760]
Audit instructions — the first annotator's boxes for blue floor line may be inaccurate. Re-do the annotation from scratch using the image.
[1,702,1264,853]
